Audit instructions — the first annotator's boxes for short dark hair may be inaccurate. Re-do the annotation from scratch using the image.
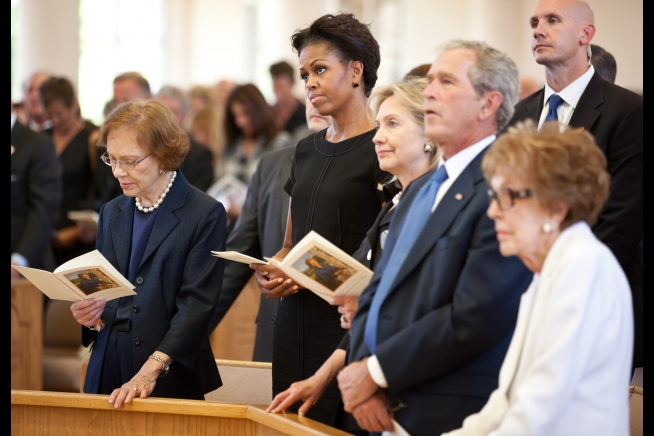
[404,63,431,79]
[590,45,617,84]
[113,71,151,96]
[39,76,76,108]
[269,61,295,83]
[224,84,280,148]
[290,13,380,97]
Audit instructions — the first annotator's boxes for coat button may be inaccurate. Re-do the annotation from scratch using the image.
[134,338,141,345]
[133,305,139,313]
[136,277,144,285]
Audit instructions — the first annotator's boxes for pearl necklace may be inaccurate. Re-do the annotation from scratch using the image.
[392,190,403,205]
[135,171,176,213]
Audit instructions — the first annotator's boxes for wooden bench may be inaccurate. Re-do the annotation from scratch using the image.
[12,390,351,436]
[81,357,272,405]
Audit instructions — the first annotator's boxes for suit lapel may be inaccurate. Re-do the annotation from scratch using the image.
[388,168,477,291]
[137,173,188,271]
[569,73,603,132]
[109,196,135,276]
[279,152,292,238]
[523,89,545,121]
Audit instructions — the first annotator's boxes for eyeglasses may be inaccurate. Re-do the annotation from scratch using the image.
[487,187,532,211]
[101,153,151,170]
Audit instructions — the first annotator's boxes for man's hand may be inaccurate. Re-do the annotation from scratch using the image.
[329,295,359,329]
[251,262,299,299]
[352,390,394,433]
[337,359,379,412]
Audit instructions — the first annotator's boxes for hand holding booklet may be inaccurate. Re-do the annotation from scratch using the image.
[212,231,373,301]
[12,250,136,302]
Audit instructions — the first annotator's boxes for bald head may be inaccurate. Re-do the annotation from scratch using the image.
[530,0,596,87]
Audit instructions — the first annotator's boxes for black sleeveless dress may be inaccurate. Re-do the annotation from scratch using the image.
[274,129,388,426]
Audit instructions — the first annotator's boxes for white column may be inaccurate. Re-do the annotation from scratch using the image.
[17,0,80,90]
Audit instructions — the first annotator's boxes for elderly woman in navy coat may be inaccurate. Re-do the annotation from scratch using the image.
[70,99,226,408]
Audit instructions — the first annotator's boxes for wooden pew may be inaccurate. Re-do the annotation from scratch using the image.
[11,279,43,391]
[81,357,273,406]
[11,390,352,436]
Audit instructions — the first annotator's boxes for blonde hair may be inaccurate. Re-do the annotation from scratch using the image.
[482,120,610,229]
[190,107,222,162]
[366,76,439,172]
[99,99,189,171]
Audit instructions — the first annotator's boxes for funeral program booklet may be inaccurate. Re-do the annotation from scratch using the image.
[212,231,373,301]
[12,250,136,302]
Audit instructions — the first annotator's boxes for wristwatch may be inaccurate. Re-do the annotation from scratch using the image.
[148,354,169,377]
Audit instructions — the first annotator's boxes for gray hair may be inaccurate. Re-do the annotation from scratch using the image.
[440,40,519,131]
[156,85,188,111]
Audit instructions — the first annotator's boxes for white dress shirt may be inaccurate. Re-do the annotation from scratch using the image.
[538,66,595,130]
[367,135,496,388]
[443,222,633,436]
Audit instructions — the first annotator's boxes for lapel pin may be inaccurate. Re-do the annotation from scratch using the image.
[454,193,463,200]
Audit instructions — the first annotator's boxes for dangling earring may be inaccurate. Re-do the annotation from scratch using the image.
[542,222,552,234]
[352,82,360,88]
[423,140,433,153]
[160,170,167,175]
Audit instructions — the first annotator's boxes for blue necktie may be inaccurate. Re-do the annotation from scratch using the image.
[363,165,449,354]
[545,94,564,122]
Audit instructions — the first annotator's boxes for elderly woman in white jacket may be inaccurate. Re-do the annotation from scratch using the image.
[444,120,633,436]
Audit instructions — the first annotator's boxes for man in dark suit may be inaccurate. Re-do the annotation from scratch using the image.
[337,41,533,436]
[510,0,643,369]
[11,111,62,275]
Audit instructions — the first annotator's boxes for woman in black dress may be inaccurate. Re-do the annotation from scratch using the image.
[265,78,439,432]
[251,13,387,427]
[39,77,99,265]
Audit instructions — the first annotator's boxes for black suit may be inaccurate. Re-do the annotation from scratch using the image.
[208,146,295,362]
[11,121,62,271]
[509,72,643,367]
[349,149,532,435]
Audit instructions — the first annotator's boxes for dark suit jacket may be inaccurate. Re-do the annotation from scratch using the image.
[348,150,532,436]
[208,146,294,362]
[11,121,62,271]
[510,72,643,367]
[83,171,227,399]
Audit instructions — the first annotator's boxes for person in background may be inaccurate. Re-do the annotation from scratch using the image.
[590,44,617,84]
[69,99,226,408]
[403,63,431,79]
[518,76,543,102]
[155,85,214,192]
[189,107,223,165]
[39,76,99,265]
[251,13,388,428]
[270,60,307,137]
[267,77,438,425]
[207,96,332,362]
[112,71,151,107]
[17,71,52,131]
[444,120,633,435]
[11,106,62,277]
[183,85,216,128]
[338,40,532,435]
[217,83,291,222]
[510,0,643,370]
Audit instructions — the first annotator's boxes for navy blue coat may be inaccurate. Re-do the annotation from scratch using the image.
[348,150,532,435]
[83,171,226,399]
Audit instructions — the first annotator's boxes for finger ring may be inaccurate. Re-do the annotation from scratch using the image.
[133,388,139,393]
[340,315,346,323]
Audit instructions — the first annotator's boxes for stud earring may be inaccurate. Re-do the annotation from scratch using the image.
[352,82,360,88]
[542,222,552,234]
[160,170,167,175]
[423,140,433,153]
